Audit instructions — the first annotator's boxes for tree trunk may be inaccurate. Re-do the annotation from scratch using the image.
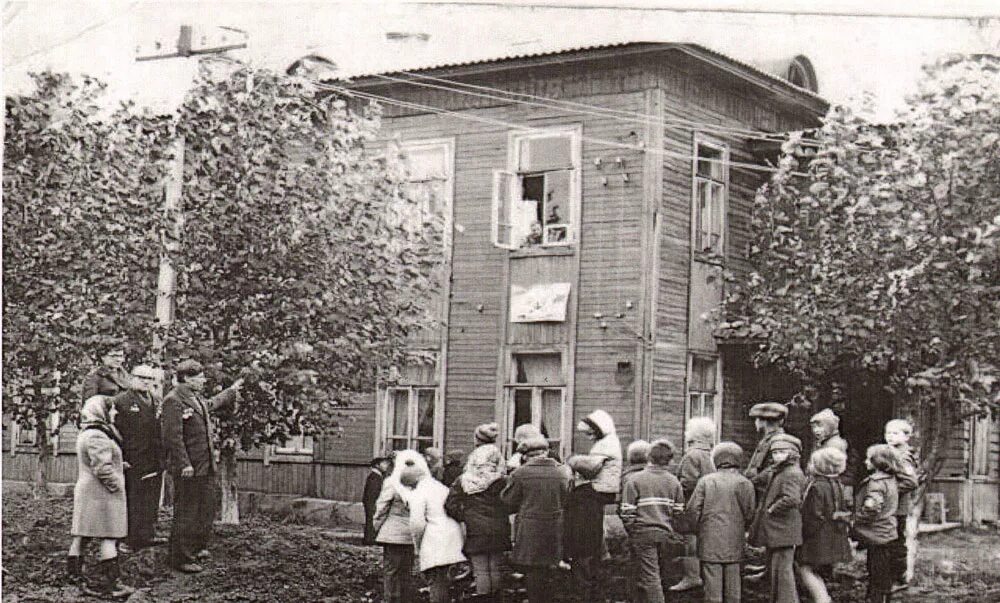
[218,448,240,524]
[33,421,50,498]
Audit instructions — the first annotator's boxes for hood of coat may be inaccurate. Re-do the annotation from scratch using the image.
[578,409,616,439]
[386,449,430,499]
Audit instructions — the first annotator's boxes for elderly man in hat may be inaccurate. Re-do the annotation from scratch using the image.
[110,365,165,553]
[162,359,243,573]
[745,402,790,493]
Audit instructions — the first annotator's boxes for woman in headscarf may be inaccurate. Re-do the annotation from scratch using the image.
[372,449,427,603]
[445,444,510,600]
[66,395,133,598]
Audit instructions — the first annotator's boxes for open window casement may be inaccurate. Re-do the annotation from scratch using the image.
[492,170,522,249]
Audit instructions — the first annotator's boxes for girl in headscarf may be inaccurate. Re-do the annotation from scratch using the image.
[67,395,133,598]
[373,449,427,603]
[445,444,510,599]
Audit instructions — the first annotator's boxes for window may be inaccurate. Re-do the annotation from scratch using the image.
[274,434,314,455]
[379,356,442,453]
[401,139,453,227]
[971,410,994,477]
[692,139,728,257]
[493,128,580,249]
[503,352,566,454]
[687,354,721,437]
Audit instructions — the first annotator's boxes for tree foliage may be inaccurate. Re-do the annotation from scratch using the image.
[166,62,442,453]
[724,55,1000,473]
[3,73,170,441]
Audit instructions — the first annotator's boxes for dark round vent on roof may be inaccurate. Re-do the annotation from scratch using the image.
[787,55,818,93]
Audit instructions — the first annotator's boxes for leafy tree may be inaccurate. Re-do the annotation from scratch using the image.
[3,73,171,487]
[165,63,441,522]
[724,55,999,549]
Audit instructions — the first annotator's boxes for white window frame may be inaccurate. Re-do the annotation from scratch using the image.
[501,348,570,458]
[400,138,455,240]
[686,353,723,442]
[376,352,444,454]
[492,125,582,250]
[691,136,729,259]
[273,433,315,456]
[971,410,994,478]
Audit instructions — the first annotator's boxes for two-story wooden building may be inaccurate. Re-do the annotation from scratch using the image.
[5,41,995,523]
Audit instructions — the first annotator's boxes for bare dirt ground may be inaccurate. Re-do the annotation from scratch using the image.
[3,490,998,602]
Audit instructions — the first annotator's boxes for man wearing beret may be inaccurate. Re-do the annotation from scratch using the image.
[162,360,243,573]
[745,402,790,495]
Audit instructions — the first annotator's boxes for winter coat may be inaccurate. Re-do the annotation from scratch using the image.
[797,476,852,566]
[373,480,413,545]
[684,468,756,563]
[579,410,622,494]
[72,428,127,538]
[853,472,898,546]
[500,456,572,567]
[111,389,163,477]
[678,442,715,501]
[408,476,467,571]
[750,460,805,548]
[363,469,385,544]
[564,482,607,560]
[82,367,130,403]
[891,445,919,516]
[445,478,512,555]
[161,384,238,477]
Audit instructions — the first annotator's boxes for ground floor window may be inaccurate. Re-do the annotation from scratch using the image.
[378,355,442,453]
[503,351,566,454]
[687,353,722,438]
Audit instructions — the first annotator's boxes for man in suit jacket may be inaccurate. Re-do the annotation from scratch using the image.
[82,348,131,402]
[111,364,165,552]
[162,359,242,573]
[362,456,391,544]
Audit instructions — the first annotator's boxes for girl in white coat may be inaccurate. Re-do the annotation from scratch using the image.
[401,461,467,603]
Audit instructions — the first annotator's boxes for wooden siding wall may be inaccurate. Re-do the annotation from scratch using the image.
[370,60,657,453]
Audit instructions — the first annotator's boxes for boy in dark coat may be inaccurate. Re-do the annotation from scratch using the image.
[362,456,390,545]
[854,445,901,603]
[884,419,919,590]
[442,449,465,487]
[797,447,852,603]
[751,434,805,603]
[671,417,717,593]
[684,442,755,603]
[620,439,685,603]
[500,435,571,603]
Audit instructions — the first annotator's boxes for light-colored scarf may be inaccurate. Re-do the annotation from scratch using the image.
[80,395,123,445]
[461,444,504,495]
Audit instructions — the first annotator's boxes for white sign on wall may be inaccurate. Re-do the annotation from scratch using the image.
[510,282,571,323]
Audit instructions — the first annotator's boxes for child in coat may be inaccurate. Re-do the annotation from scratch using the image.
[884,419,919,588]
[403,461,467,603]
[671,417,717,593]
[373,450,425,603]
[501,435,572,603]
[444,444,510,600]
[576,409,623,502]
[620,439,685,603]
[797,447,852,603]
[564,454,609,600]
[750,433,805,603]
[853,444,901,603]
[683,442,755,603]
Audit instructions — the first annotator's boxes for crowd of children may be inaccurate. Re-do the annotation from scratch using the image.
[362,404,921,603]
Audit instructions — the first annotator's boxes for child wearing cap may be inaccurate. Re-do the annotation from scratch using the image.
[797,447,852,603]
[683,442,756,603]
[745,402,789,497]
[853,444,901,603]
[620,439,684,603]
[750,433,805,603]
[670,417,717,593]
[884,419,919,589]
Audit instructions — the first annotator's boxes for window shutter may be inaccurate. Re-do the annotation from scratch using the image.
[492,170,520,249]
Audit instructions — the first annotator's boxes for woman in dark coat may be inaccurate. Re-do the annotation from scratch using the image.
[797,447,852,603]
[445,444,509,599]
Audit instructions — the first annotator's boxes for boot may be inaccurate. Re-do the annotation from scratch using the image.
[87,557,135,599]
[669,557,704,591]
[66,555,83,584]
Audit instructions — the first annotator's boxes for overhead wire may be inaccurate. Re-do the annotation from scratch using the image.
[383,70,818,145]
[5,2,140,68]
[316,81,810,177]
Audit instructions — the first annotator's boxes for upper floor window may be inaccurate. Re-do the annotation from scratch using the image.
[692,139,728,258]
[493,127,581,250]
[401,139,453,223]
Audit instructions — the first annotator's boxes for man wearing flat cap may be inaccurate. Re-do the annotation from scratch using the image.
[744,401,789,495]
[162,359,243,573]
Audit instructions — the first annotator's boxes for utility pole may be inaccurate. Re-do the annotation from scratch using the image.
[138,25,248,370]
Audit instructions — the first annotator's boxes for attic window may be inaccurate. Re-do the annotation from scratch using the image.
[786,55,818,93]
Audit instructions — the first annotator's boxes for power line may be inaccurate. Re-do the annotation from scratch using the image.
[376,70,818,146]
[318,81,810,177]
[5,3,139,68]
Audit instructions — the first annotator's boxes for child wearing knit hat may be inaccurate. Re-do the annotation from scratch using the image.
[797,447,852,603]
